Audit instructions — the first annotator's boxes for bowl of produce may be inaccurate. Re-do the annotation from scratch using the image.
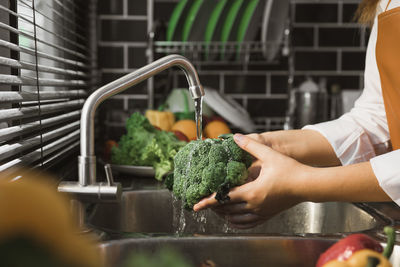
[109,112,187,180]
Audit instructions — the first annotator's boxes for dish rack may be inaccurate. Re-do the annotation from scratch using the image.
[148,0,292,65]
[153,41,287,65]
[145,0,294,118]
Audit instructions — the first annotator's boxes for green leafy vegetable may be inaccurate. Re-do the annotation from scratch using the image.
[123,247,192,267]
[111,112,186,180]
[169,134,253,209]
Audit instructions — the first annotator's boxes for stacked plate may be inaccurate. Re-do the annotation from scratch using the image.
[166,0,290,61]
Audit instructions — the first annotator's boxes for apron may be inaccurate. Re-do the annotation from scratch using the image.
[376,0,400,150]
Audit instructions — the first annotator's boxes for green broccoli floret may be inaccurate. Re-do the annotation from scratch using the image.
[111,112,186,180]
[170,135,253,209]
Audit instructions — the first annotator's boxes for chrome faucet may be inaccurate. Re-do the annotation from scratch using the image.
[58,55,204,217]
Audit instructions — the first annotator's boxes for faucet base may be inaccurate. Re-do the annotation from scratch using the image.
[58,181,122,203]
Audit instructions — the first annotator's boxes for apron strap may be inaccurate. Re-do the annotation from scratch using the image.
[385,0,392,12]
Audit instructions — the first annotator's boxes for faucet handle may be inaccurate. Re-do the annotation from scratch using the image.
[104,164,115,186]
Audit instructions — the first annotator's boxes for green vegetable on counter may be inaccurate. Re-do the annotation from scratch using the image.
[167,134,253,209]
[111,112,186,180]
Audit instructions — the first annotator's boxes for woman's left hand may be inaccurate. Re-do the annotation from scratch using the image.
[193,134,311,229]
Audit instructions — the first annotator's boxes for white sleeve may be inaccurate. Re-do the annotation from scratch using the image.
[371,150,400,205]
[303,16,391,166]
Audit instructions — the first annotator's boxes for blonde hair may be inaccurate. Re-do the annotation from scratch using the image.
[354,0,381,26]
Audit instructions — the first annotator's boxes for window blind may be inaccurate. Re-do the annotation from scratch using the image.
[0,0,93,174]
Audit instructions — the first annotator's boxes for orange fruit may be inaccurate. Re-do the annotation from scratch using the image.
[204,120,231,139]
[171,120,197,141]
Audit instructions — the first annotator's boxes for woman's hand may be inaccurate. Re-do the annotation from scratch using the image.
[246,130,341,167]
[193,134,311,229]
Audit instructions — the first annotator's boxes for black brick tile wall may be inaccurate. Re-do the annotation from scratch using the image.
[342,4,359,23]
[225,75,266,94]
[271,76,289,94]
[98,0,123,15]
[319,28,361,47]
[98,46,124,68]
[128,47,147,68]
[295,4,338,23]
[295,51,337,71]
[292,27,314,47]
[101,20,147,42]
[247,98,288,117]
[342,51,366,71]
[128,1,147,16]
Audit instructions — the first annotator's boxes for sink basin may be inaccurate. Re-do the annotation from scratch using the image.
[98,236,400,267]
[89,189,387,235]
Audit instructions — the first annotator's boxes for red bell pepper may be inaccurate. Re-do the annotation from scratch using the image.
[316,234,383,267]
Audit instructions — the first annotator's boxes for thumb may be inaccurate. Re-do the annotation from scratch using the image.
[234,133,273,160]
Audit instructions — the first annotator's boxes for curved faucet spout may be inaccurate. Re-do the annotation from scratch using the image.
[80,55,204,185]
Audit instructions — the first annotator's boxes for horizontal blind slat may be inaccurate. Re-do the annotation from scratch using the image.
[0,130,80,172]
[0,99,84,122]
[0,74,87,87]
[0,21,87,61]
[0,90,86,103]
[0,4,87,52]
[18,0,87,43]
[0,39,89,69]
[38,140,79,167]
[46,0,86,33]
[0,110,81,142]
[0,56,88,78]
[0,121,79,162]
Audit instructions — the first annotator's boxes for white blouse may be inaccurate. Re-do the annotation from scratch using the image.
[304,0,400,205]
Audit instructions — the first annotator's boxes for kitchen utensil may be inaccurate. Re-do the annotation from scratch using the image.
[203,87,256,132]
[261,0,290,61]
[292,91,329,129]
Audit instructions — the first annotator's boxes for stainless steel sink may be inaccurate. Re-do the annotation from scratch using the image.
[91,187,399,267]
[98,236,400,267]
[89,189,387,235]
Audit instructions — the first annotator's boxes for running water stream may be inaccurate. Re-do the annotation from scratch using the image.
[194,97,203,140]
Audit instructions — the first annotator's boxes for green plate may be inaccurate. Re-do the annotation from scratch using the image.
[204,0,228,59]
[182,0,203,42]
[236,0,262,59]
[188,0,221,41]
[166,0,188,42]
[220,0,244,60]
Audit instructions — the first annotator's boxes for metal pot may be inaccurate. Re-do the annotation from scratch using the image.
[288,90,329,129]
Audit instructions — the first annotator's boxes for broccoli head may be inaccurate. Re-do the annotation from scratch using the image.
[170,135,253,209]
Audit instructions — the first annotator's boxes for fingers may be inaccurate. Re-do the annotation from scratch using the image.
[247,163,261,181]
[234,134,273,160]
[193,193,217,211]
[246,133,264,144]
[193,182,252,212]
